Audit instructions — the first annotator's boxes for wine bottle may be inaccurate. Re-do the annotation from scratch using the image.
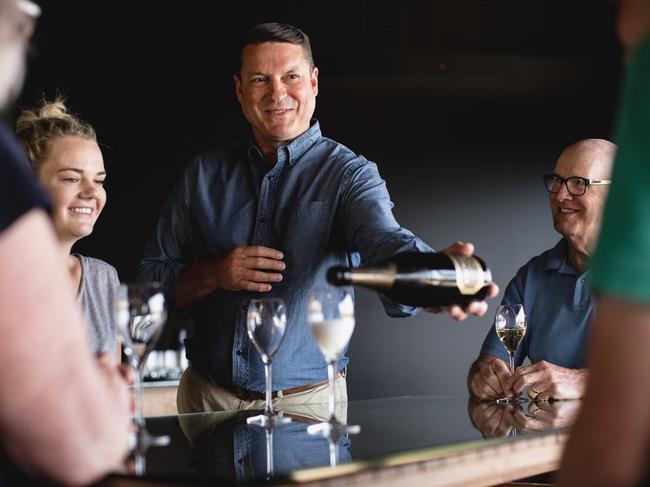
[326,252,493,308]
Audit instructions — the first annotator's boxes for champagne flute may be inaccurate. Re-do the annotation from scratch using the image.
[306,287,360,438]
[494,304,527,403]
[114,282,170,467]
[246,298,291,428]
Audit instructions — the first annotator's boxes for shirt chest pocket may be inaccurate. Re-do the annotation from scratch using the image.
[280,201,332,257]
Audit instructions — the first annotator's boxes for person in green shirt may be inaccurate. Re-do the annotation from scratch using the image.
[558,1,650,486]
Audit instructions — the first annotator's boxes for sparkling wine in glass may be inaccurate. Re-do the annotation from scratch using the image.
[306,287,360,438]
[494,304,527,402]
[114,282,170,469]
[246,298,292,428]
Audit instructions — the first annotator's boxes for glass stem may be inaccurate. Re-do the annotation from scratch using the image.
[265,361,273,415]
[327,361,336,421]
[134,448,146,476]
[329,439,338,468]
[265,428,274,478]
[508,353,515,375]
[133,361,144,428]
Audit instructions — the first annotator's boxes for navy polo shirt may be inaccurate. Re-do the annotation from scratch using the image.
[480,239,593,369]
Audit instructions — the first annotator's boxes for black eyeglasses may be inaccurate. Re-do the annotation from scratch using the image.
[543,174,611,196]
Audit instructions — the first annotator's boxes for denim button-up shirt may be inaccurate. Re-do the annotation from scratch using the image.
[480,238,593,369]
[138,120,432,391]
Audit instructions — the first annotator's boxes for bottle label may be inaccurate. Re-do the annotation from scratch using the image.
[446,253,485,295]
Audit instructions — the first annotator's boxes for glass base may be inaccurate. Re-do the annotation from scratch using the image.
[140,428,171,448]
[246,412,292,428]
[307,416,360,441]
[128,426,171,476]
[130,425,171,451]
[495,395,528,405]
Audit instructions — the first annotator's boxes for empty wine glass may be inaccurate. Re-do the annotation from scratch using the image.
[306,287,360,438]
[114,282,170,461]
[246,298,291,428]
[494,304,527,403]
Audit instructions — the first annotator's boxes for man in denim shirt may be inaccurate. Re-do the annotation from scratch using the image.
[467,139,616,402]
[138,22,497,413]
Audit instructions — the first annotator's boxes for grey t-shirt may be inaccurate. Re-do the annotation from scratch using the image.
[75,254,120,354]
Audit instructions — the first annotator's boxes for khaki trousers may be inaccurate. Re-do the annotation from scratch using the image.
[177,365,348,423]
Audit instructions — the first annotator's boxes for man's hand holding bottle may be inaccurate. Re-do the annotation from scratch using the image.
[424,241,500,320]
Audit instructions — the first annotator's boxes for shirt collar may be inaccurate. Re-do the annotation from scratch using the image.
[245,119,322,166]
[544,238,584,276]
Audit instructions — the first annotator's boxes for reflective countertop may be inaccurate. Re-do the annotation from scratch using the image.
[109,395,578,486]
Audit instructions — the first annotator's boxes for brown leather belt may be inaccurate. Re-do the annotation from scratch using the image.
[233,373,342,401]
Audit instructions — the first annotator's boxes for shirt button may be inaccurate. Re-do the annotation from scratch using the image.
[236,349,243,356]
[268,175,275,181]
[258,217,267,224]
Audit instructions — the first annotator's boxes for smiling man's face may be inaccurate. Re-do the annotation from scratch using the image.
[549,140,615,254]
[235,41,318,158]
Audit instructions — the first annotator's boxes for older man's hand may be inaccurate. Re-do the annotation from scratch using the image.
[467,354,512,399]
[424,241,499,320]
[506,361,588,401]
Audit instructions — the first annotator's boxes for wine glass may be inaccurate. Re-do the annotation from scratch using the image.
[494,304,527,403]
[246,298,292,428]
[306,287,360,438]
[114,282,170,463]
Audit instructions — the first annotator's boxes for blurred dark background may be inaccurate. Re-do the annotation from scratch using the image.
[11,0,623,399]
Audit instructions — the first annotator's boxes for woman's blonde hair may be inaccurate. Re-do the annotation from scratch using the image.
[16,97,96,171]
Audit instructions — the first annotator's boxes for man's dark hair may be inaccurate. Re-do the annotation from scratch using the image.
[234,22,314,76]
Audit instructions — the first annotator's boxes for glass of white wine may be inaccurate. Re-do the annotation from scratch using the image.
[306,286,360,438]
[494,304,527,402]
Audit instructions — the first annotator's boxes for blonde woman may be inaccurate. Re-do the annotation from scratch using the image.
[16,98,120,363]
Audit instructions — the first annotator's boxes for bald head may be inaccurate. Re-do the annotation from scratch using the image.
[550,138,617,270]
[556,138,617,181]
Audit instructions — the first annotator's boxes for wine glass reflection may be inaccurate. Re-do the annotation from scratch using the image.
[180,410,352,482]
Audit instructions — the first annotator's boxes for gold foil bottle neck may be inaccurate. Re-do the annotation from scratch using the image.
[445,253,486,295]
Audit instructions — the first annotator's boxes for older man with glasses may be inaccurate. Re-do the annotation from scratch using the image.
[467,138,616,402]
